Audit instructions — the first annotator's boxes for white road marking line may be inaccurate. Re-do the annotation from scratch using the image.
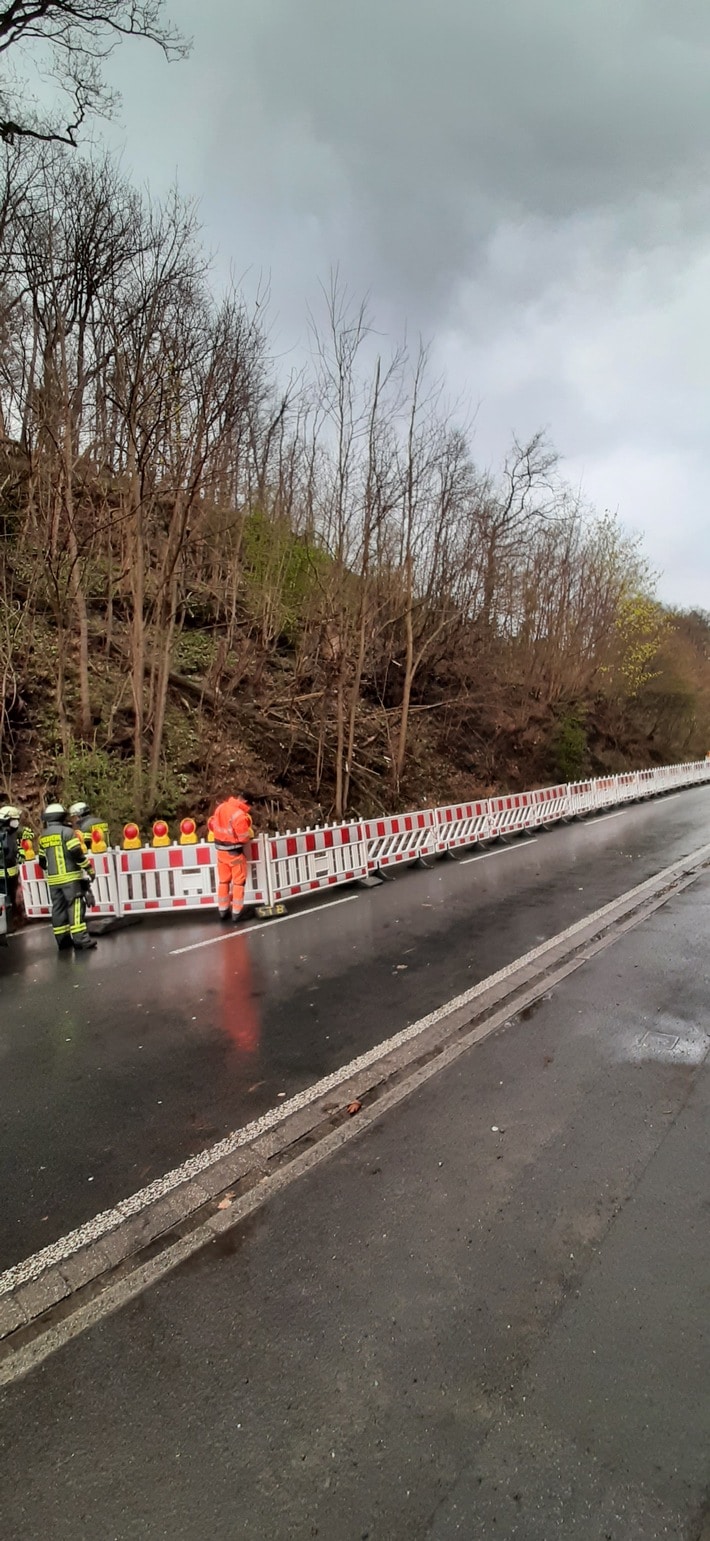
[460,839,538,866]
[6,840,709,1303]
[593,811,625,823]
[169,893,359,955]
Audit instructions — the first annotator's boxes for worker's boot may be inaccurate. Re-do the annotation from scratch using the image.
[73,934,97,951]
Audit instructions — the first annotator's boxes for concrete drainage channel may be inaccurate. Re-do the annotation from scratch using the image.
[2,842,710,1387]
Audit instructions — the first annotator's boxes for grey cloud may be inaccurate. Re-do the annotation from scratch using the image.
[234,0,710,308]
[102,0,710,606]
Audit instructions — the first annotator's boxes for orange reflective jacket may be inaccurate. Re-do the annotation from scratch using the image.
[211,797,253,848]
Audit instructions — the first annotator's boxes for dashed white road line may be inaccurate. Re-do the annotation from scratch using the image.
[170,892,359,955]
[592,811,625,823]
[460,839,538,866]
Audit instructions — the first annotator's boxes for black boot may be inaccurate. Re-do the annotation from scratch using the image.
[73,935,97,951]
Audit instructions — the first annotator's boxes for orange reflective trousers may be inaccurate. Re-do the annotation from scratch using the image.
[217,848,247,917]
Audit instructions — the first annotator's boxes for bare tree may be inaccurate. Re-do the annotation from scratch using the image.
[477,430,559,635]
[0,1,189,146]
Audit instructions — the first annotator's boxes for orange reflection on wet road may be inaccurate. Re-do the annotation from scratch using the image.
[218,931,261,1064]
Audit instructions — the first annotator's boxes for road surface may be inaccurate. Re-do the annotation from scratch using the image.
[1,786,710,1272]
[0,856,708,1538]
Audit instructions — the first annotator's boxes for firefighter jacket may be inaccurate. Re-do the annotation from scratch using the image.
[211,798,254,851]
[0,825,19,882]
[78,813,110,850]
[38,823,95,888]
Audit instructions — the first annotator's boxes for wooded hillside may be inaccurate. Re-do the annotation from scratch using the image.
[1,148,709,833]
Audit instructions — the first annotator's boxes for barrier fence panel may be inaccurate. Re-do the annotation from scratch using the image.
[245,837,272,908]
[18,861,51,919]
[615,772,637,802]
[486,792,540,839]
[434,801,490,852]
[567,781,597,816]
[117,844,217,914]
[530,785,571,826]
[117,839,270,915]
[267,824,368,903]
[87,851,122,917]
[18,852,121,920]
[592,776,619,810]
[363,810,437,872]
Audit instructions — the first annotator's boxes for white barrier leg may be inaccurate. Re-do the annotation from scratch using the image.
[254,834,287,918]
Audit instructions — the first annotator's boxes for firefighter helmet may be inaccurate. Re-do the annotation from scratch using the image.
[43,803,66,823]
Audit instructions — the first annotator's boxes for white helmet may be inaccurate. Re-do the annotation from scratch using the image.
[69,802,89,818]
[43,803,66,822]
[0,805,20,823]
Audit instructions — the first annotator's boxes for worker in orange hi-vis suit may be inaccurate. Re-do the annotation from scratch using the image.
[211,794,254,923]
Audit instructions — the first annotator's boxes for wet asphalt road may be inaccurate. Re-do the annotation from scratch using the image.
[1,868,708,1539]
[1,786,710,1271]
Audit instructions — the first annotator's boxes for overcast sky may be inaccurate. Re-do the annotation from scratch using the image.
[102,0,710,609]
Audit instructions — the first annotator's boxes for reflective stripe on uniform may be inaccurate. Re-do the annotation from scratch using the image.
[39,830,92,884]
[70,896,86,935]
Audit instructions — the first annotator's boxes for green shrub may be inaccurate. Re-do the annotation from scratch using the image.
[175,631,216,676]
[58,744,136,839]
[242,508,328,643]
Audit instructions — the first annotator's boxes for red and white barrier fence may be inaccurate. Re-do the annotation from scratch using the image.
[88,851,123,917]
[18,760,710,923]
[530,785,570,826]
[567,780,597,816]
[18,861,52,919]
[487,792,541,839]
[362,810,437,872]
[117,844,217,915]
[117,837,271,915]
[434,800,490,851]
[266,824,369,904]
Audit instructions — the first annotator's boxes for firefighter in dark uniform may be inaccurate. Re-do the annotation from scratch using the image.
[0,805,22,928]
[69,801,110,853]
[38,803,97,951]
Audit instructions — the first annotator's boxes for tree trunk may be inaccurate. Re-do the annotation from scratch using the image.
[334,664,347,821]
[394,559,414,794]
[148,577,178,806]
[60,336,91,739]
[342,604,368,813]
[127,450,145,807]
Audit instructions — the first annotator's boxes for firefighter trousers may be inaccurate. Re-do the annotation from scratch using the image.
[217,848,248,918]
[0,873,19,922]
[50,883,91,950]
